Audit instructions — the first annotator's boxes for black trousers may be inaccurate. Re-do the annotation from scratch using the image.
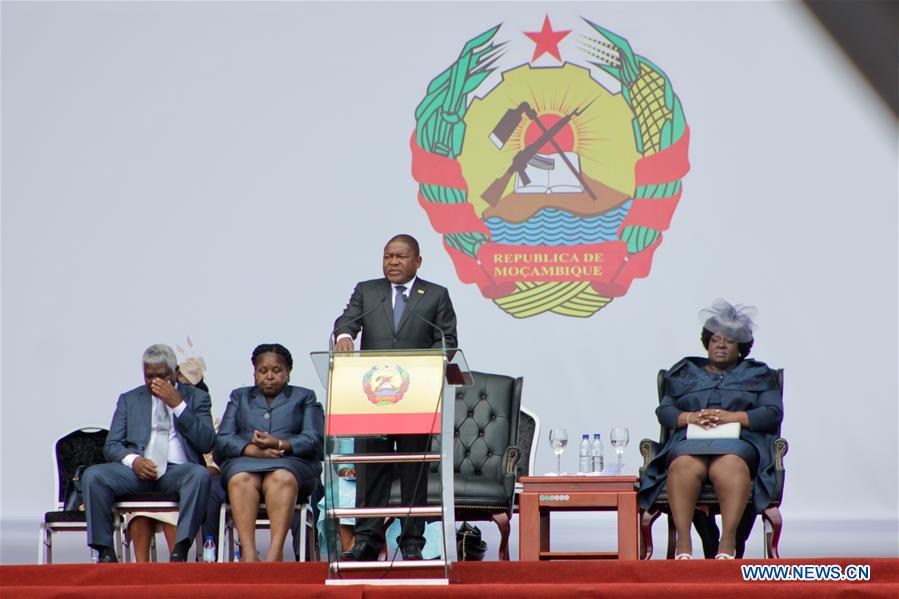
[353,434,431,551]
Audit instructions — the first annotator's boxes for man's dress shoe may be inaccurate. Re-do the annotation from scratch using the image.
[169,539,192,562]
[342,542,380,561]
[96,547,118,563]
[401,546,423,561]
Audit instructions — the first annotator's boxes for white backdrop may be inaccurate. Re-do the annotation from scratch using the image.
[2,1,896,563]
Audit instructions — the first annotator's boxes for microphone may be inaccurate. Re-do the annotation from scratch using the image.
[329,294,389,352]
[407,309,446,356]
[407,310,470,389]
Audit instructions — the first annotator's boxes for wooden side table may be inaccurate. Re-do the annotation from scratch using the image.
[518,475,639,560]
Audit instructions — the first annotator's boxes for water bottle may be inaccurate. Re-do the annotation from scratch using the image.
[592,433,604,474]
[234,539,241,562]
[202,535,216,562]
[578,434,592,474]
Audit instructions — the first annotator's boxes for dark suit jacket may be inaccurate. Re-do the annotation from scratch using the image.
[104,383,216,466]
[639,358,783,514]
[334,277,458,351]
[214,385,324,465]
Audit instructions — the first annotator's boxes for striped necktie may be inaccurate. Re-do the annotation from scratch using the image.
[393,285,407,332]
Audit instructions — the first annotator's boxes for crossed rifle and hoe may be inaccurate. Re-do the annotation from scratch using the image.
[482,99,597,207]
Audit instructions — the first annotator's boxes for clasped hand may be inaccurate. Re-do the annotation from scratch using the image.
[132,456,160,480]
[244,430,284,459]
[690,409,738,429]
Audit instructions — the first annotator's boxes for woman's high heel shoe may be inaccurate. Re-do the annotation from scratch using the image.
[715,552,736,559]
[675,553,693,560]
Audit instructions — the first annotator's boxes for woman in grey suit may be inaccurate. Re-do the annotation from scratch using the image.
[214,344,324,561]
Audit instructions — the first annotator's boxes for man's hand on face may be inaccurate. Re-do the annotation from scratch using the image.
[132,456,159,480]
[150,378,184,409]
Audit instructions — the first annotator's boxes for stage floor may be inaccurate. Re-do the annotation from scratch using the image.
[2,558,897,598]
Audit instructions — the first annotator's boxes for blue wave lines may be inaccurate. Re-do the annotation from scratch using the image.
[484,204,632,246]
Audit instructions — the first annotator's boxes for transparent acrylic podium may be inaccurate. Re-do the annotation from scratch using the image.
[310,348,472,585]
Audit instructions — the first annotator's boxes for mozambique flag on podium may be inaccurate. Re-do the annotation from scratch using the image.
[326,352,445,436]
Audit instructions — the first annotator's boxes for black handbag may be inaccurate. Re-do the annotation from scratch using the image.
[456,522,486,561]
[62,465,88,512]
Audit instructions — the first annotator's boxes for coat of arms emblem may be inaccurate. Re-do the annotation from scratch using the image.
[411,17,690,318]
[362,364,411,406]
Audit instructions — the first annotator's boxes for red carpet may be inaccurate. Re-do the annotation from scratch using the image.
[2,558,896,598]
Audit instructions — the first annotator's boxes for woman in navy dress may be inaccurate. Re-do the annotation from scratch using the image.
[638,301,783,559]
[215,344,323,561]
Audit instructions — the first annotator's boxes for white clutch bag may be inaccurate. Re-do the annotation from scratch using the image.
[686,422,740,439]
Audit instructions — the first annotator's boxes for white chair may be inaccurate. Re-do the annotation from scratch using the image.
[111,492,180,562]
[38,427,109,564]
[513,406,541,507]
[519,406,541,477]
[217,501,316,562]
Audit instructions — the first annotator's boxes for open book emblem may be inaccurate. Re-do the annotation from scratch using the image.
[516,152,584,195]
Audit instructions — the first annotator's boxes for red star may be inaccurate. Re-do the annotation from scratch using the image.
[524,15,571,62]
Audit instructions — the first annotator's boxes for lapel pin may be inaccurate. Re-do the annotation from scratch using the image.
[417,289,425,294]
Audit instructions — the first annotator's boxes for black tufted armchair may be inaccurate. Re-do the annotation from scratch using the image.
[639,368,788,559]
[391,371,522,560]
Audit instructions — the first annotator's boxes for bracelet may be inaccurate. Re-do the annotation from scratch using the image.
[277,440,283,450]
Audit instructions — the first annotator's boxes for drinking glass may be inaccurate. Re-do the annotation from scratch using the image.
[548,428,568,475]
[610,427,630,473]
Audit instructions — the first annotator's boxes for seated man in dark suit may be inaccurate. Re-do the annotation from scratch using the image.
[82,344,215,562]
[333,234,458,561]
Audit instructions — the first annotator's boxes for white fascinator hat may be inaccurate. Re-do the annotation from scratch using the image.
[699,299,758,344]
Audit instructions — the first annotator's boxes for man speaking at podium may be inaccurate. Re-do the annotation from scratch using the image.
[333,234,458,561]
